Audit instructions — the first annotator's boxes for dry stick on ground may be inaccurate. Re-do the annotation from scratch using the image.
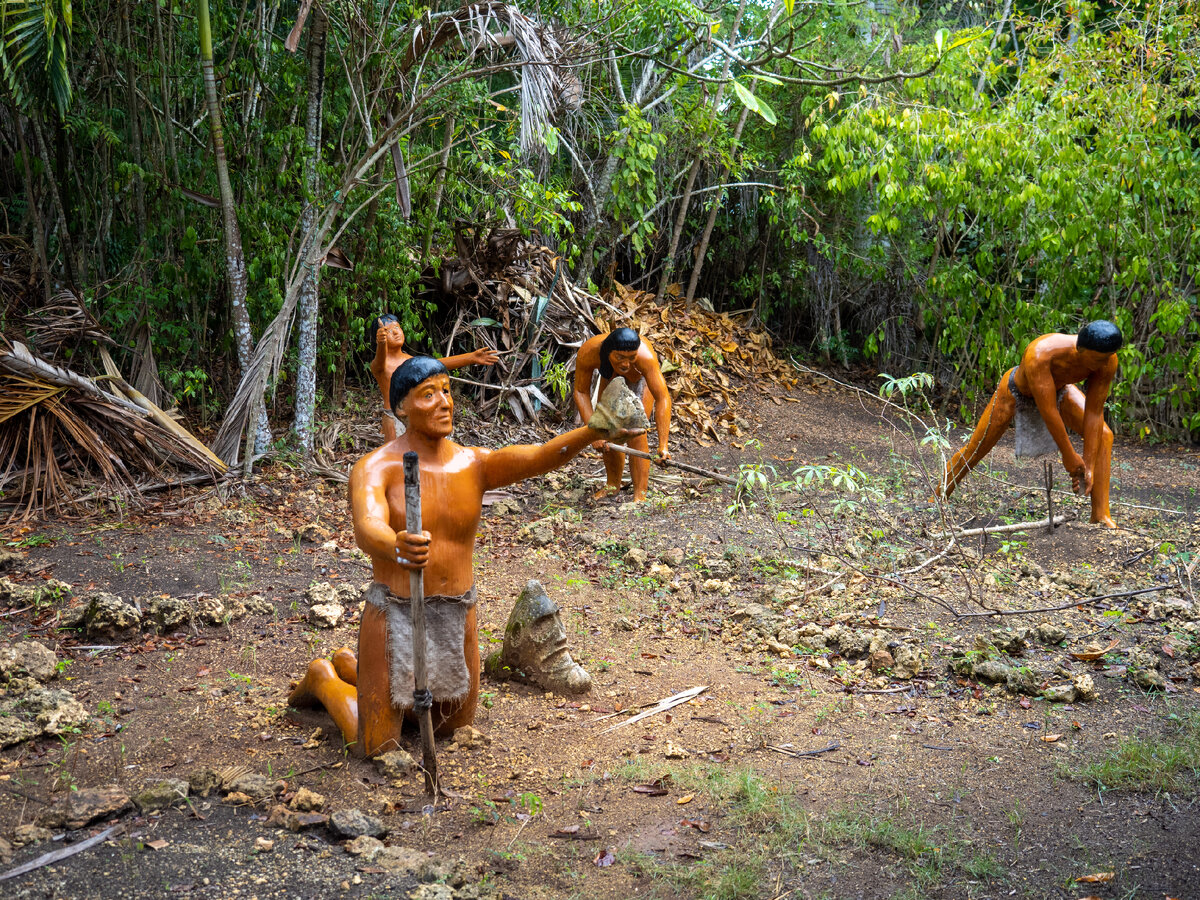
[600,442,739,486]
[953,584,1173,619]
[767,741,841,759]
[934,514,1074,539]
[0,824,123,882]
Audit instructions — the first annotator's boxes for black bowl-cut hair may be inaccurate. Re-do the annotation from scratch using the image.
[369,313,400,348]
[598,328,641,380]
[390,356,448,413]
[1077,320,1123,354]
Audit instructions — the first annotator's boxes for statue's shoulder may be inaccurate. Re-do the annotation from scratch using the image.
[352,444,406,480]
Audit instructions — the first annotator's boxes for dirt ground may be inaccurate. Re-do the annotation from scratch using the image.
[1,370,1198,900]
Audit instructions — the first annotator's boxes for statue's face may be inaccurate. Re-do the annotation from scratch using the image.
[399,374,453,437]
[608,349,638,379]
[378,318,405,350]
[513,606,570,668]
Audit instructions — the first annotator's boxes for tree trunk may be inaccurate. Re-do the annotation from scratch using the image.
[293,10,328,456]
[123,0,146,243]
[422,114,455,261]
[197,0,268,449]
[154,0,181,184]
[656,155,701,302]
[27,112,81,289]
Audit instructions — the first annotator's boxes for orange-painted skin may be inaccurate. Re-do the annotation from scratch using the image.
[937,332,1119,527]
[572,333,672,502]
[370,317,500,441]
[289,371,642,755]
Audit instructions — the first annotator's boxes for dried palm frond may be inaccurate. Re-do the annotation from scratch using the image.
[0,234,36,323]
[21,290,114,356]
[0,341,223,521]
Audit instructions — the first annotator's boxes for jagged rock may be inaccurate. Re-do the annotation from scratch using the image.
[38,786,132,829]
[588,377,650,434]
[661,548,685,567]
[731,603,779,632]
[297,523,333,544]
[1042,683,1077,703]
[224,791,254,805]
[345,835,385,859]
[703,579,733,596]
[1145,598,1194,620]
[226,773,275,803]
[647,563,673,581]
[11,824,52,846]
[375,845,428,875]
[134,779,190,812]
[194,596,230,627]
[410,884,455,900]
[891,644,925,680]
[0,548,23,572]
[329,808,387,840]
[188,769,222,798]
[664,741,689,759]
[0,576,71,607]
[517,519,555,547]
[970,659,1014,685]
[244,595,274,616]
[15,687,89,735]
[499,581,591,695]
[0,641,58,683]
[614,616,637,632]
[376,750,416,780]
[1072,673,1098,701]
[0,717,40,749]
[623,547,648,569]
[148,597,193,632]
[254,837,275,853]
[1034,623,1068,645]
[868,650,894,673]
[309,603,345,628]
[81,593,141,640]
[290,788,326,812]
[452,726,490,750]
[1131,667,1166,690]
[1191,662,1200,682]
[1127,646,1160,671]
[700,557,733,578]
[986,627,1030,655]
[266,804,328,831]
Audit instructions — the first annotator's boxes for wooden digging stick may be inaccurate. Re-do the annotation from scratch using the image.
[402,451,439,797]
[601,442,739,486]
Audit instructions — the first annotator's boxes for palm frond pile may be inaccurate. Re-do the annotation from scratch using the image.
[0,337,225,522]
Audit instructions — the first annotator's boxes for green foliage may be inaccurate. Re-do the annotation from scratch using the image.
[807,0,1200,438]
[609,105,667,259]
[0,0,73,116]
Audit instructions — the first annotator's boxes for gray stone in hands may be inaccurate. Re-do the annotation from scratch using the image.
[588,377,649,436]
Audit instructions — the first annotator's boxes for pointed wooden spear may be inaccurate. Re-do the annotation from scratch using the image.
[402,451,439,797]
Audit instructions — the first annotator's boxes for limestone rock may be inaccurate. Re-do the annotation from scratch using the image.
[226,773,275,803]
[1042,683,1077,703]
[134,778,189,811]
[891,644,925,680]
[0,641,58,683]
[410,884,455,900]
[703,579,733,597]
[329,808,387,840]
[148,597,193,633]
[661,548,685,567]
[623,547,648,569]
[868,650,894,673]
[1072,673,1098,701]
[266,804,328,831]
[17,687,89,735]
[11,824,52,846]
[0,717,40,749]
[452,726,490,750]
[38,786,132,829]
[376,750,416,780]
[517,519,555,547]
[375,845,428,875]
[0,548,23,572]
[664,741,690,759]
[290,788,326,812]
[1131,667,1166,690]
[1034,622,1068,645]
[345,835,385,859]
[81,593,141,640]
[194,596,230,627]
[499,581,591,695]
[309,602,345,629]
[647,563,673,581]
[244,595,274,616]
[188,768,222,798]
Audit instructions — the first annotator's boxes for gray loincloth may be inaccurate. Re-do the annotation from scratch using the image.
[1008,370,1066,460]
[365,583,477,709]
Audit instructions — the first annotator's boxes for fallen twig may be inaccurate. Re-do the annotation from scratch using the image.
[599,685,707,732]
[954,585,1173,619]
[0,824,122,882]
[936,514,1073,539]
[601,443,738,486]
[767,741,841,759]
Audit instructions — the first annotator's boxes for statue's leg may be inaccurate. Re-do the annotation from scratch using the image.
[938,369,1017,498]
[432,605,480,735]
[629,432,652,502]
[332,647,357,685]
[288,659,359,751]
[1058,386,1116,527]
[595,444,624,498]
[357,602,407,757]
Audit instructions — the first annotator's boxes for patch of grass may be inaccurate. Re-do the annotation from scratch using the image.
[1070,710,1200,796]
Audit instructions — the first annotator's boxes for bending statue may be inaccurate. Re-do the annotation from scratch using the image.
[370,314,499,440]
[572,328,672,502]
[937,320,1123,528]
[289,357,641,755]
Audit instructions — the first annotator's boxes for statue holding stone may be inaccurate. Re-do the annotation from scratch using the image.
[936,320,1123,527]
[370,314,500,441]
[572,328,672,502]
[289,357,643,756]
